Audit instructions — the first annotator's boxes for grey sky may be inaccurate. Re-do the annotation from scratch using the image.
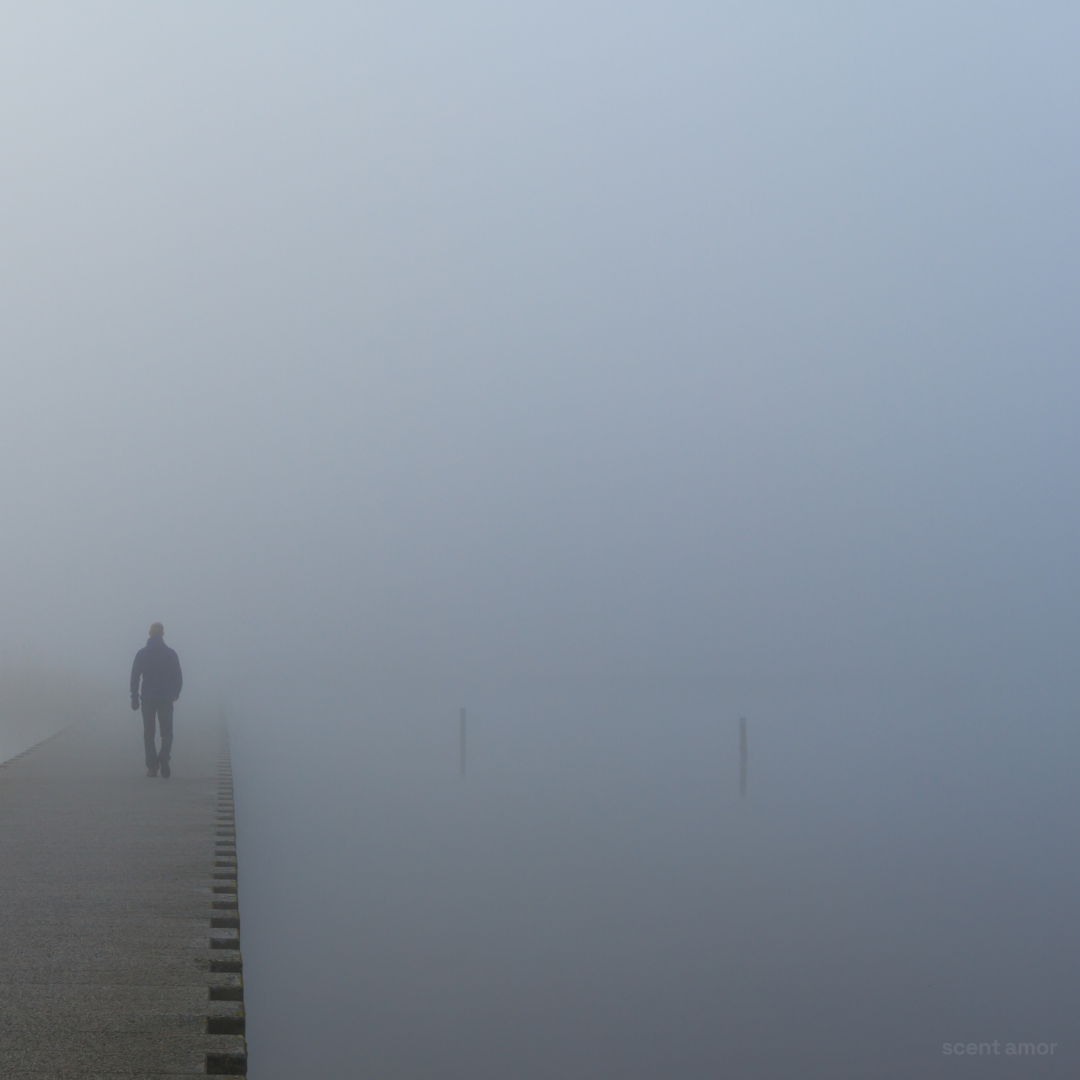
[3,5,1078,708]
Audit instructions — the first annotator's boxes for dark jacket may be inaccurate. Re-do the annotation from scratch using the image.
[130,637,183,704]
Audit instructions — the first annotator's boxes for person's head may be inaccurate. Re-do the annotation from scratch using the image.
[149,622,164,638]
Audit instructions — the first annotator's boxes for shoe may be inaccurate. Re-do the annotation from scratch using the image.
[160,760,171,779]
[146,768,158,777]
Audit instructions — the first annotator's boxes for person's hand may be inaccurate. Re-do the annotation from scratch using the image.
[130,695,140,711]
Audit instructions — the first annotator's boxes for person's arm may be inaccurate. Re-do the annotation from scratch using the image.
[173,652,183,701]
[130,653,141,708]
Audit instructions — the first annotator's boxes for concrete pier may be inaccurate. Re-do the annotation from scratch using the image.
[0,711,246,1078]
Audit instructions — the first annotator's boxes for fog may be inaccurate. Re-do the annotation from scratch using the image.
[2,4,1079,1076]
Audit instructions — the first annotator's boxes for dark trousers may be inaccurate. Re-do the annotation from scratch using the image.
[142,700,174,771]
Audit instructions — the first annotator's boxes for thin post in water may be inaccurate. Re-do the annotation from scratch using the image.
[739,717,748,797]
[459,707,466,780]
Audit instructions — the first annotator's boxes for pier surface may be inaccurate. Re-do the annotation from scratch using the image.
[0,712,245,1078]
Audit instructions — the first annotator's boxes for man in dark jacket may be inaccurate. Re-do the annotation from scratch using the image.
[130,622,183,778]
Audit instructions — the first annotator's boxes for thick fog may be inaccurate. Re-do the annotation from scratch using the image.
[2,4,1079,1077]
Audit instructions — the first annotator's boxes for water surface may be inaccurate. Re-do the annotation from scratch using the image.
[230,688,1079,1077]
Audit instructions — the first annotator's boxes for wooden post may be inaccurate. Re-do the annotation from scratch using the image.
[459,707,466,780]
[739,717,747,797]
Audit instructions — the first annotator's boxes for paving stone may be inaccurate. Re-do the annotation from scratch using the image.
[0,714,246,1077]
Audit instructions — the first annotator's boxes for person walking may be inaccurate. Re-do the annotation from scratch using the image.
[130,622,183,778]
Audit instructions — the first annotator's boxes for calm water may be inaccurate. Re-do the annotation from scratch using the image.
[229,688,1079,1078]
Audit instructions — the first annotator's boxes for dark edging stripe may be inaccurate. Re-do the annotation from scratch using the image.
[207,727,247,1076]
